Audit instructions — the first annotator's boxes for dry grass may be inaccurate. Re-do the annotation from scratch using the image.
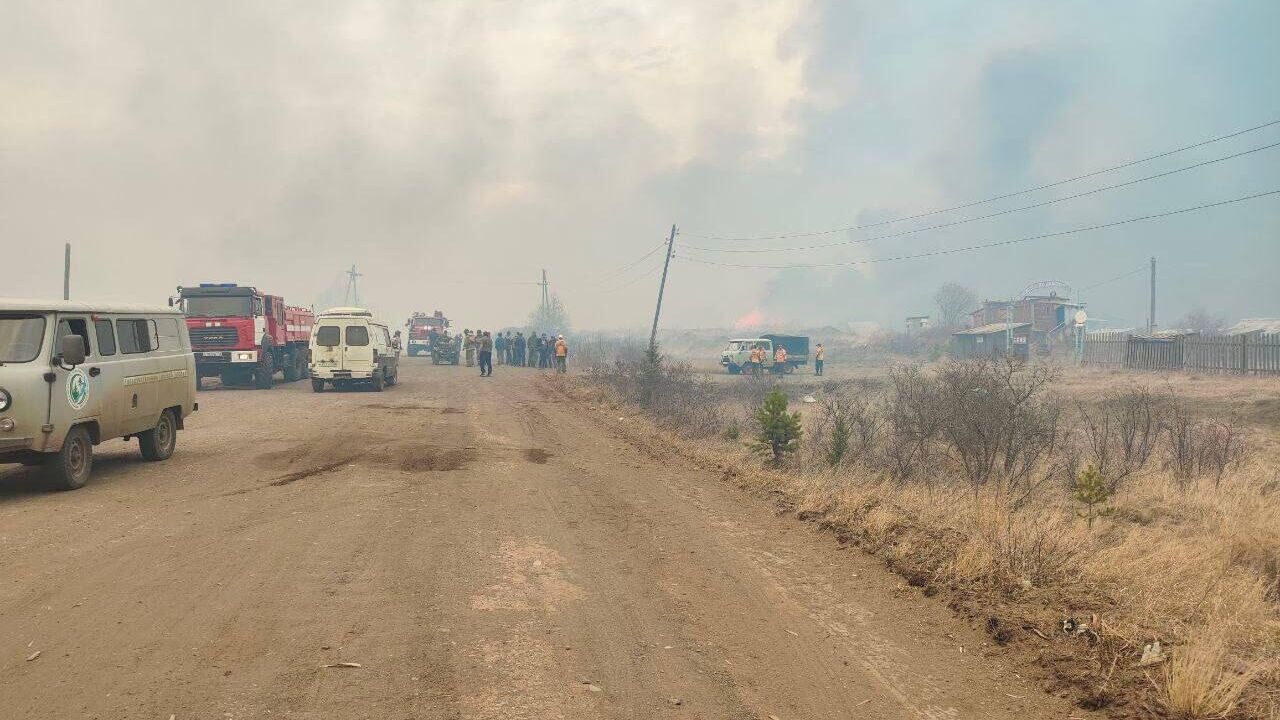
[571,358,1280,718]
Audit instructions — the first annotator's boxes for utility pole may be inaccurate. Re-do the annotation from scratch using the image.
[344,264,363,306]
[539,269,550,312]
[648,224,678,353]
[63,243,71,300]
[1148,255,1156,334]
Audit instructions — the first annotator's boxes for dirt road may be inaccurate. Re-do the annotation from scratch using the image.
[0,360,1080,720]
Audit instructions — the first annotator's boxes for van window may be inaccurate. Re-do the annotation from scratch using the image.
[57,318,92,357]
[118,319,155,354]
[155,317,181,351]
[315,325,341,347]
[94,320,117,356]
[345,325,370,346]
[0,315,45,363]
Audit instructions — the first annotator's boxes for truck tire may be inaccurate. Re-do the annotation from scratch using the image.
[312,379,325,392]
[139,408,177,461]
[784,363,795,374]
[727,364,741,375]
[371,370,385,392]
[50,425,93,491]
[283,350,301,382]
[255,358,274,389]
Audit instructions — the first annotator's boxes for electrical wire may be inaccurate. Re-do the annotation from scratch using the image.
[683,141,1280,253]
[673,189,1280,270]
[1079,265,1149,292]
[683,117,1280,242]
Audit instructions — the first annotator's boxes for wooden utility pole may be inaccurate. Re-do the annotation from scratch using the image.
[63,243,71,300]
[1147,256,1157,334]
[648,225,678,353]
[539,269,550,312]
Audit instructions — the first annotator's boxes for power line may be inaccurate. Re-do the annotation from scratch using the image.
[1079,264,1148,292]
[672,189,1279,270]
[683,141,1280,253]
[683,117,1280,241]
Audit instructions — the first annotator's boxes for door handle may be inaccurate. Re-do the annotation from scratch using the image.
[88,367,101,377]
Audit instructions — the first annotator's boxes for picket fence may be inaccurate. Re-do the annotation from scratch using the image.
[1080,332,1280,374]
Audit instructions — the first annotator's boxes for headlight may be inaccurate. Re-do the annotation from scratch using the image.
[0,388,10,412]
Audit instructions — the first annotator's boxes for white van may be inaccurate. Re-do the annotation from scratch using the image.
[309,307,400,392]
[0,299,198,490]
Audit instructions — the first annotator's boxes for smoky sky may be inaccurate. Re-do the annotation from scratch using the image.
[2,0,1278,333]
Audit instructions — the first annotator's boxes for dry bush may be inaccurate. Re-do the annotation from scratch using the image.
[584,351,1280,715]
[1160,636,1262,719]
[1077,384,1166,492]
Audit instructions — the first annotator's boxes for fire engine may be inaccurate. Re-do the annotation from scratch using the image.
[405,310,450,356]
[176,284,315,389]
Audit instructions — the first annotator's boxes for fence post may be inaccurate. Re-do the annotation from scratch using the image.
[1240,333,1248,374]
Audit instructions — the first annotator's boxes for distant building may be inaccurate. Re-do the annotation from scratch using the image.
[951,322,1032,359]
[905,315,930,331]
[1226,318,1280,337]
[969,292,1082,335]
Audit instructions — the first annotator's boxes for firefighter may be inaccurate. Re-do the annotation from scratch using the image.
[773,344,788,373]
[554,334,568,373]
[494,331,507,366]
[463,329,475,367]
[814,343,825,376]
[257,327,276,389]
[527,333,539,367]
[478,331,494,377]
[513,331,526,367]
[747,344,762,376]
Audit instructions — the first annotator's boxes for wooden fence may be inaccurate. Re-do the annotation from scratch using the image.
[1080,332,1280,374]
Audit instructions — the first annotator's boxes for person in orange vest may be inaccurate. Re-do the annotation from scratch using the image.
[554,335,568,373]
[747,344,762,375]
[773,344,788,373]
[814,343,825,376]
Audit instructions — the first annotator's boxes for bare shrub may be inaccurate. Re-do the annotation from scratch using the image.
[881,365,942,483]
[932,357,1069,508]
[814,390,882,468]
[1076,385,1165,492]
[587,343,724,438]
[1162,397,1249,487]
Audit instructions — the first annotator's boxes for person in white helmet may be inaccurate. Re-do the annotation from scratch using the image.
[554,334,568,373]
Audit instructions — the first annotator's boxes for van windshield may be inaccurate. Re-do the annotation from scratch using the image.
[315,325,341,347]
[184,296,253,317]
[0,315,46,363]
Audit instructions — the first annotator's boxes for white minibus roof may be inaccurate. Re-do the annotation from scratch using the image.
[0,298,182,315]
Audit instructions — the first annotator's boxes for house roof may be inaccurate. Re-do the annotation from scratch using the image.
[1226,318,1280,335]
[954,322,1031,335]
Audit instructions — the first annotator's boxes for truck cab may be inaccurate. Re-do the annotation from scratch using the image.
[177,284,313,389]
[406,310,449,357]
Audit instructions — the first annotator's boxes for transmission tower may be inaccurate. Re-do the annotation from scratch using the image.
[344,264,363,306]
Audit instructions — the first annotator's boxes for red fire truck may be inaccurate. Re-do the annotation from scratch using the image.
[405,310,450,356]
[177,284,315,389]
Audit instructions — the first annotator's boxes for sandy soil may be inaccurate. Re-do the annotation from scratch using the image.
[0,360,1084,719]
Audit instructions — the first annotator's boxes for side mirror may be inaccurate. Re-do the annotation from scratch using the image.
[60,335,87,367]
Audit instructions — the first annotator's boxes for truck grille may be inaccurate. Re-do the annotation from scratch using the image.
[190,327,241,349]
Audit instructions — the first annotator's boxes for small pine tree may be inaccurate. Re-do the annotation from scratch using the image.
[722,419,741,441]
[827,414,850,467]
[753,389,803,464]
[1073,465,1112,528]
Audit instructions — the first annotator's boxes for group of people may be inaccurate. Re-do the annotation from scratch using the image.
[458,329,568,376]
[741,341,825,376]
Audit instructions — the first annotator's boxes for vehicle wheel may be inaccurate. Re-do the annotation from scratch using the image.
[371,370,385,392]
[139,408,177,461]
[312,379,325,392]
[255,365,274,389]
[784,364,795,374]
[51,425,93,491]
[283,351,301,382]
[727,364,741,375]
[385,367,398,386]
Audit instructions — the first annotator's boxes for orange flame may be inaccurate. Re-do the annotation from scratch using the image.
[734,309,764,329]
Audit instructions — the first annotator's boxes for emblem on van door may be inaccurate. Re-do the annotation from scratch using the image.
[66,368,89,411]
